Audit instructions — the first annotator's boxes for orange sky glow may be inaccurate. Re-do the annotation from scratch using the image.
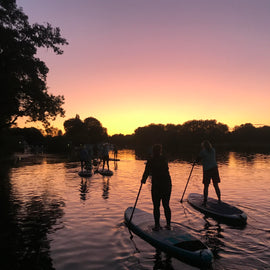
[17,0,270,135]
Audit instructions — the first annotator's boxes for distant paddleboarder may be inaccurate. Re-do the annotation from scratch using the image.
[195,140,221,206]
[101,143,110,170]
[113,144,118,159]
[79,146,89,172]
[141,144,172,231]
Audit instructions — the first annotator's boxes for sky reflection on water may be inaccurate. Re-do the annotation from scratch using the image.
[1,150,270,269]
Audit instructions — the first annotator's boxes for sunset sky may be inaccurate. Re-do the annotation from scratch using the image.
[17,0,270,135]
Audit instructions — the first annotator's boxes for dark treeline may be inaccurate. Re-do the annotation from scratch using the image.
[0,115,108,157]
[112,120,270,155]
[2,118,270,160]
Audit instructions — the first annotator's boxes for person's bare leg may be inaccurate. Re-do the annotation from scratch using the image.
[203,183,209,206]
[213,183,221,202]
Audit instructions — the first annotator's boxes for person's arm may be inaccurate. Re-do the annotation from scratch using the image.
[194,149,204,163]
[141,161,150,184]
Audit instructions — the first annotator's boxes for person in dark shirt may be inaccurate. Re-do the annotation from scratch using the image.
[141,144,172,231]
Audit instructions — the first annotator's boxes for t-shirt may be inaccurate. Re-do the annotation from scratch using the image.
[199,148,217,171]
[80,149,89,161]
[142,156,171,190]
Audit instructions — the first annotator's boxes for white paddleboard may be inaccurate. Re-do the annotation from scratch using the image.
[78,171,92,177]
[124,207,213,268]
[97,169,113,176]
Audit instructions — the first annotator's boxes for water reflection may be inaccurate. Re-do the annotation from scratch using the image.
[114,160,118,170]
[0,163,65,269]
[64,162,79,169]
[0,164,20,270]
[13,154,68,167]
[153,249,174,270]
[102,177,110,199]
[135,148,232,165]
[79,178,89,201]
[17,196,64,269]
[2,150,270,269]
[201,219,225,259]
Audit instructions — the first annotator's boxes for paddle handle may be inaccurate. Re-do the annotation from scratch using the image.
[128,182,143,225]
[180,162,195,203]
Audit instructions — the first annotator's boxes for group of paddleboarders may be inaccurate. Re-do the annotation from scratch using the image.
[79,146,92,172]
[79,143,118,172]
[141,140,221,231]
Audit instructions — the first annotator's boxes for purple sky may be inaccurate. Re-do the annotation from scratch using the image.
[17,0,270,134]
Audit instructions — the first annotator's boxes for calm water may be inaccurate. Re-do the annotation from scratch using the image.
[1,150,270,269]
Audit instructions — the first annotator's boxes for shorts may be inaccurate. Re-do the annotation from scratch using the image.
[203,166,220,185]
[151,185,172,206]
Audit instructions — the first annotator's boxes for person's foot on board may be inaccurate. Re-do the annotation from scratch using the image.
[152,225,162,231]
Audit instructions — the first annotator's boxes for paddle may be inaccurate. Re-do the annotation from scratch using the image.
[127,182,143,239]
[180,162,195,203]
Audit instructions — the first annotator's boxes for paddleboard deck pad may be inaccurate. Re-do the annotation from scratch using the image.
[97,169,113,176]
[124,207,213,268]
[187,193,247,226]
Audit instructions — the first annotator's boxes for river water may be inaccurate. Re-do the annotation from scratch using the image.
[1,150,270,269]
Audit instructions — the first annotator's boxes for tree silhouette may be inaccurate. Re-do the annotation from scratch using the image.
[64,115,108,146]
[132,120,229,151]
[134,124,166,147]
[0,1,68,130]
[231,123,269,143]
[63,115,85,146]
[180,120,229,144]
[84,117,108,143]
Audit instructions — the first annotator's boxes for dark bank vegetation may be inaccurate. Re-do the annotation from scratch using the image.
[1,118,270,160]
[0,1,68,131]
[112,121,270,155]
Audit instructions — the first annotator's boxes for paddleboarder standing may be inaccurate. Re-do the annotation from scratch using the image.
[101,143,110,170]
[141,144,172,231]
[113,144,118,159]
[196,140,221,206]
[79,146,89,172]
